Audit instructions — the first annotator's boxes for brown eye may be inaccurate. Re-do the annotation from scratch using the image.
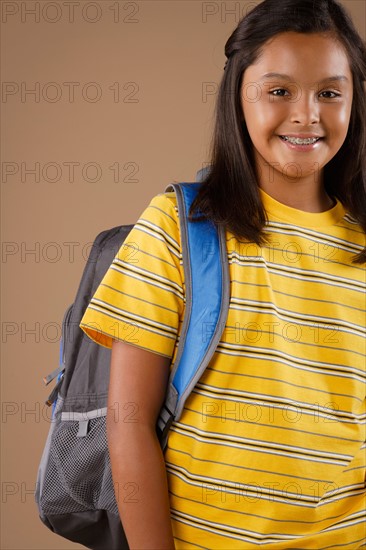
[270,88,289,97]
[319,90,341,99]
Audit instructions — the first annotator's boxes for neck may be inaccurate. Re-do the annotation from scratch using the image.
[258,167,334,213]
[260,183,334,212]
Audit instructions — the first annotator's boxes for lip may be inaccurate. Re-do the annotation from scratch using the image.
[278,134,324,152]
[279,134,324,139]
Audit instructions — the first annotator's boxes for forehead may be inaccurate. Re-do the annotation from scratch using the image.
[246,32,352,82]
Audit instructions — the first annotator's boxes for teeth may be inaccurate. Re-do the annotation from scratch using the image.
[281,136,320,145]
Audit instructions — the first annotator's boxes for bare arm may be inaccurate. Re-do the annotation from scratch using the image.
[107,339,175,550]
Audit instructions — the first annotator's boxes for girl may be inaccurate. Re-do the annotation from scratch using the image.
[80,0,366,547]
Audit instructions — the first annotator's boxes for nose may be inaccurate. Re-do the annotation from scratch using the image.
[290,92,320,125]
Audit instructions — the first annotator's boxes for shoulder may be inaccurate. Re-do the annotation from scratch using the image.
[137,191,180,238]
[147,191,178,220]
[122,191,181,256]
[334,207,366,256]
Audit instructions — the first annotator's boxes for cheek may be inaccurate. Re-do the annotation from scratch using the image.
[337,101,352,124]
[242,99,278,137]
[340,105,353,134]
[325,106,352,141]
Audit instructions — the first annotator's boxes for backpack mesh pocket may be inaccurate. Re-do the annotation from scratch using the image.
[40,414,119,516]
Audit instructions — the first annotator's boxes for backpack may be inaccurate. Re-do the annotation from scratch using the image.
[35,181,230,550]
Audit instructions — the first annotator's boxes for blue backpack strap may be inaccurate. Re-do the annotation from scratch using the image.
[158,182,230,447]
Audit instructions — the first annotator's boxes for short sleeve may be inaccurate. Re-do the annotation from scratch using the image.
[79,192,185,358]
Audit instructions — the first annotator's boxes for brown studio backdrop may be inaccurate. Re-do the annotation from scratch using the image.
[1,1,365,548]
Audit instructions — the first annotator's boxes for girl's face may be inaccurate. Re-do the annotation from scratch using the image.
[240,32,353,204]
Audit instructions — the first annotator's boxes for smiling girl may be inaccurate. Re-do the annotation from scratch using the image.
[80,0,366,548]
[240,31,353,212]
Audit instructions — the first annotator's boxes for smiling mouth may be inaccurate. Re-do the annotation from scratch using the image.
[279,136,322,145]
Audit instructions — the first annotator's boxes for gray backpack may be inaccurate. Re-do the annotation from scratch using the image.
[35,181,229,549]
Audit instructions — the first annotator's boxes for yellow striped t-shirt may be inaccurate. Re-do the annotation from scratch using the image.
[80,189,366,549]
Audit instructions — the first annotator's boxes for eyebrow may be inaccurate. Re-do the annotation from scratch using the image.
[260,72,349,83]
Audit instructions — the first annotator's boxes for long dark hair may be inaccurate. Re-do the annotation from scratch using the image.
[190,0,366,263]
